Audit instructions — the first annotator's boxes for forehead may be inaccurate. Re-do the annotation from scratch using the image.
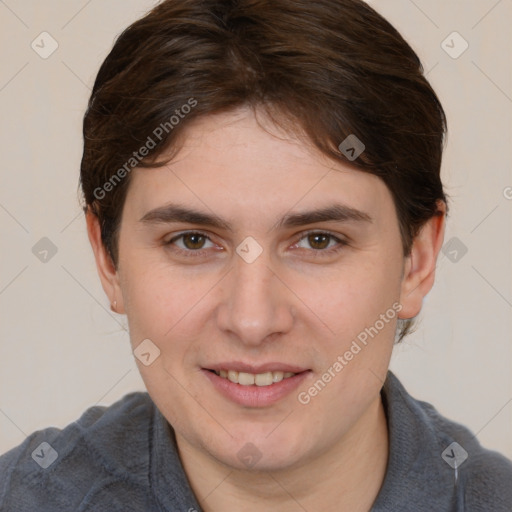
[123,108,396,231]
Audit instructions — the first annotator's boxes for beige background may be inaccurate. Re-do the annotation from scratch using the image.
[1,0,511,460]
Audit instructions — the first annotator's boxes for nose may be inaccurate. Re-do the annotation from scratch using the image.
[216,247,294,347]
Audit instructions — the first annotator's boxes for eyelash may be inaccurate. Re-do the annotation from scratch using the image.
[164,230,348,258]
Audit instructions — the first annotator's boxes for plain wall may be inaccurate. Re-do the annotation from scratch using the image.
[1,0,511,460]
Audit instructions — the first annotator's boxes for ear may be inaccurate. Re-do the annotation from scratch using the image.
[85,207,125,314]
[398,200,446,319]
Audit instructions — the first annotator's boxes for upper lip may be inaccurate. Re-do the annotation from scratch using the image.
[204,362,310,374]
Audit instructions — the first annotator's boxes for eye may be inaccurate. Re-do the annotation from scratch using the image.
[293,231,348,254]
[164,231,218,257]
[163,230,348,259]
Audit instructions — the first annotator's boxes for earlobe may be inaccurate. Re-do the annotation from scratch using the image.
[85,208,125,314]
[398,201,446,319]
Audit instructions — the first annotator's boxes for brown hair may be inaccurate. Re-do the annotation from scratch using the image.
[80,0,449,342]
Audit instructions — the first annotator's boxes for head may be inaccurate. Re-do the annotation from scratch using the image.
[82,0,448,471]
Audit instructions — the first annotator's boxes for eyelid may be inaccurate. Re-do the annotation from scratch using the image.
[164,229,348,257]
[291,229,349,252]
[298,229,348,242]
[165,230,219,255]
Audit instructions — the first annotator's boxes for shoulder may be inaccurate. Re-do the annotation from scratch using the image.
[460,447,512,510]
[0,392,155,512]
[385,372,512,510]
[424,400,512,509]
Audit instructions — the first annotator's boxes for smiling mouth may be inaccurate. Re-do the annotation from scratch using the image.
[208,369,298,386]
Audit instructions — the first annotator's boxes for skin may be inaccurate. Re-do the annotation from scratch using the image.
[87,106,446,511]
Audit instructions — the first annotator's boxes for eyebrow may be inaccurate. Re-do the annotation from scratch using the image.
[139,203,373,231]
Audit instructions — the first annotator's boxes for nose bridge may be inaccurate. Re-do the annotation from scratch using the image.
[217,246,293,345]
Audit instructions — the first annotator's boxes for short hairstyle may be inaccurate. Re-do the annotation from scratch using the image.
[79,0,449,343]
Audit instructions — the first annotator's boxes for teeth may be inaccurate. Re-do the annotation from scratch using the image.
[272,371,284,383]
[255,372,272,386]
[214,369,297,386]
[238,372,255,385]
[228,370,239,383]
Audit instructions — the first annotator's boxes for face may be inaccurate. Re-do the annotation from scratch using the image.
[89,106,442,472]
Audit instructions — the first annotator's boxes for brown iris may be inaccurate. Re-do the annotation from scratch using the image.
[307,233,330,250]
[182,233,207,250]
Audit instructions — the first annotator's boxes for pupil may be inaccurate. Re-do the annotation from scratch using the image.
[185,234,204,249]
[309,233,328,250]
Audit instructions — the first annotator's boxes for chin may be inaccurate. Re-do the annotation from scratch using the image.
[205,428,309,472]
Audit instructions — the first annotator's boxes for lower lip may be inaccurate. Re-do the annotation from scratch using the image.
[202,369,311,407]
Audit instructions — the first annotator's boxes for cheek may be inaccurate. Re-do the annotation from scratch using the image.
[305,256,402,339]
[120,256,218,348]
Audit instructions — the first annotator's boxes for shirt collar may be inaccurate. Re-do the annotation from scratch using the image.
[371,370,466,511]
[150,404,203,511]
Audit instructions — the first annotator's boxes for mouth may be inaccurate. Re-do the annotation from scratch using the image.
[207,369,298,387]
[202,364,312,407]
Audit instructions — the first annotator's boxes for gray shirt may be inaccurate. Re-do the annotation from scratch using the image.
[1,370,511,511]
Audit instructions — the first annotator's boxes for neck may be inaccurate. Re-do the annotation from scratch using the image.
[176,394,389,512]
